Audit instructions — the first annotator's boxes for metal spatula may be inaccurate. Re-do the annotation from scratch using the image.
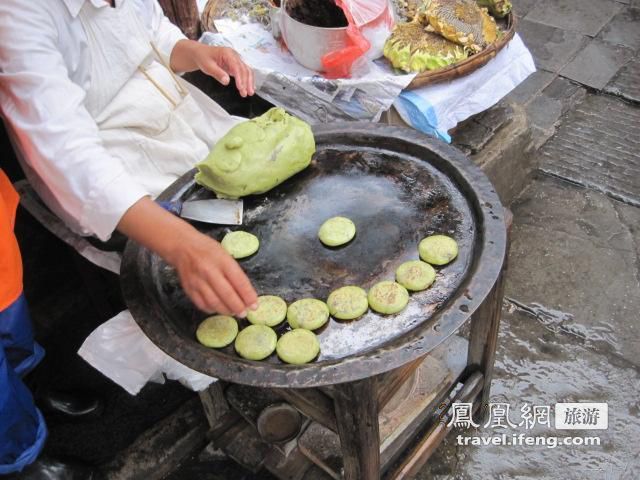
[158,199,243,225]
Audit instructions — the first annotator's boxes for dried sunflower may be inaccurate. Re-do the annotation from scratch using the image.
[419,0,497,52]
[384,21,469,72]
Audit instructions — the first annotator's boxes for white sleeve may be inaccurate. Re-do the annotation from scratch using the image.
[0,3,149,241]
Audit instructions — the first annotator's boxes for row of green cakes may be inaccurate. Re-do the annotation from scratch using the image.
[197,225,459,365]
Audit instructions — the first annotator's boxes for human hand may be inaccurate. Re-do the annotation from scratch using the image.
[169,230,258,315]
[117,197,258,316]
[194,45,255,97]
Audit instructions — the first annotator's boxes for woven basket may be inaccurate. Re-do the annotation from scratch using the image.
[201,0,220,33]
[407,12,517,89]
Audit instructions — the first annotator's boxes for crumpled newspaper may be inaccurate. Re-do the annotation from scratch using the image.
[201,19,416,124]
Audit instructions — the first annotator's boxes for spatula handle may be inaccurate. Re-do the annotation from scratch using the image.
[157,200,183,216]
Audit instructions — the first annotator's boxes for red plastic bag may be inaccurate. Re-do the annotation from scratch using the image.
[321,0,394,78]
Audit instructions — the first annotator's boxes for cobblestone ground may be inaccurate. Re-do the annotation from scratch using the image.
[418,0,640,477]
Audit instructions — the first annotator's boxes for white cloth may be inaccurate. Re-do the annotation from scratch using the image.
[393,34,536,141]
[78,311,215,395]
[0,0,186,240]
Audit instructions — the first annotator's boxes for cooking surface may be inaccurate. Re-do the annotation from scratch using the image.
[122,124,506,387]
[155,147,475,362]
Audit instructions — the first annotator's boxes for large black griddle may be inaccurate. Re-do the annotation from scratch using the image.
[121,124,506,388]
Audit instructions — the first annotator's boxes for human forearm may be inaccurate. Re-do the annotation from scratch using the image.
[169,39,202,73]
[117,197,258,316]
[116,196,192,264]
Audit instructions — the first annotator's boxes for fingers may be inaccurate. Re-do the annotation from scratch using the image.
[173,232,258,316]
[209,272,249,318]
[246,65,255,96]
[224,260,259,309]
[200,47,255,96]
[190,287,229,315]
[201,58,230,86]
[227,62,249,97]
[222,51,255,97]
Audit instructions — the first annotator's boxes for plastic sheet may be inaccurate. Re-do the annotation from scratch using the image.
[322,0,394,78]
[78,310,216,396]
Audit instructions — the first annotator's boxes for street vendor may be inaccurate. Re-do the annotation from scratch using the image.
[0,0,259,317]
[0,1,263,471]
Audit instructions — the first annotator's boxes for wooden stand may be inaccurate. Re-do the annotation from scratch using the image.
[198,212,512,479]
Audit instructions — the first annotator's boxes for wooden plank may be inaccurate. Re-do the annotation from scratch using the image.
[379,355,452,468]
[272,388,338,433]
[298,337,468,478]
[199,381,230,429]
[333,378,380,480]
[376,356,424,409]
[263,446,314,480]
[212,420,270,473]
[387,372,484,480]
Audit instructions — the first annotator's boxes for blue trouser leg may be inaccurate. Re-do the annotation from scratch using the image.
[0,294,47,475]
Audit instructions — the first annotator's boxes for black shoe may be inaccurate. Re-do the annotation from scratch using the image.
[38,390,103,419]
[4,456,94,480]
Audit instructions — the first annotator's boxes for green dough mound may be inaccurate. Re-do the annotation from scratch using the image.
[368,281,410,315]
[287,299,330,331]
[247,295,288,327]
[196,315,238,348]
[235,325,277,360]
[419,235,459,265]
[221,231,260,259]
[327,286,369,320]
[195,108,315,199]
[318,216,356,247]
[396,260,436,291]
[276,329,320,365]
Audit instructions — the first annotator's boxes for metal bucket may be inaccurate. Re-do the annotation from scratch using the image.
[276,0,390,72]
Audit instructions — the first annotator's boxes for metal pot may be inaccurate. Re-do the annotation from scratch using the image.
[275,0,391,72]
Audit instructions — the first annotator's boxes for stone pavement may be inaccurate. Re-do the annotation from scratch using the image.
[418,0,640,477]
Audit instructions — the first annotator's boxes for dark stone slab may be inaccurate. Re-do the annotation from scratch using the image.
[605,54,640,103]
[517,19,587,72]
[524,76,586,148]
[597,7,640,49]
[512,0,538,16]
[560,39,635,89]
[453,104,515,155]
[504,69,556,105]
[525,0,622,36]
[540,93,640,206]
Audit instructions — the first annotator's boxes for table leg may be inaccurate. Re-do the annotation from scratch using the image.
[199,381,230,428]
[466,210,512,419]
[333,378,380,480]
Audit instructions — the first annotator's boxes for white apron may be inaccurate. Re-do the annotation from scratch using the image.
[78,0,240,394]
[80,0,240,195]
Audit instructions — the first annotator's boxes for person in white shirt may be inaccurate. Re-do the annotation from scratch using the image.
[0,0,259,316]
[0,0,259,476]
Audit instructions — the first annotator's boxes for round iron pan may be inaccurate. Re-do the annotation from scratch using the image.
[121,124,506,388]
